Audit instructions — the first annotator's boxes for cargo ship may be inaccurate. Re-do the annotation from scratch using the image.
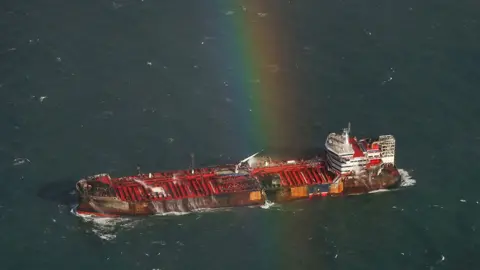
[75,124,401,217]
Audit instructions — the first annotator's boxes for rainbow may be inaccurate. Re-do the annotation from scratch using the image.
[216,1,298,152]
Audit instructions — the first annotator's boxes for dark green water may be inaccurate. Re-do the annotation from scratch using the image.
[1,0,479,269]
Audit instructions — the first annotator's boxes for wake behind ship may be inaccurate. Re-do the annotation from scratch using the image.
[75,124,401,217]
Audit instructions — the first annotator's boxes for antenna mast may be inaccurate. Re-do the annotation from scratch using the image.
[343,122,351,145]
[190,153,195,174]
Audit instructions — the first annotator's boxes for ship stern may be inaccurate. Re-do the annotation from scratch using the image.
[341,164,401,195]
[382,164,402,189]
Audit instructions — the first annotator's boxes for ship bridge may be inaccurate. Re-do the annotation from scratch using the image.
[325,124,355,157]
[324,124,397,175]
[324,124,369,175]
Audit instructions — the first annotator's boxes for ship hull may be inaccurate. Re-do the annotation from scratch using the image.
[75,167,401,217]
[76,191,265,217]
[342,164,401,195]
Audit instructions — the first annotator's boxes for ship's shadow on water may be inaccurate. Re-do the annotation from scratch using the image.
[37,179,78,206]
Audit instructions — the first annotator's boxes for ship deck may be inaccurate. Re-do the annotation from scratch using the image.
[104,160,334,202]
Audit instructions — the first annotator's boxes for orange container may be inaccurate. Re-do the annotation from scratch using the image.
[290,186,308,198]
[249,191,262,201]
[329,181,344,194]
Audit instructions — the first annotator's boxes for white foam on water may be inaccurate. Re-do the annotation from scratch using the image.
[260,200,275,209]
[12,157,30,166]
[369,189,390,194]
[70,205,139,241]
[153,211,190,217]
[152,206,233,217]
[398,168,416,187]
[193,207,232,213]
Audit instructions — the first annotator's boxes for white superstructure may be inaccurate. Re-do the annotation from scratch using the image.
[377,135,395,165]
[325,123,396,175]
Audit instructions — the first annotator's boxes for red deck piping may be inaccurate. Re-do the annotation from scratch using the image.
[102,161,336,202]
